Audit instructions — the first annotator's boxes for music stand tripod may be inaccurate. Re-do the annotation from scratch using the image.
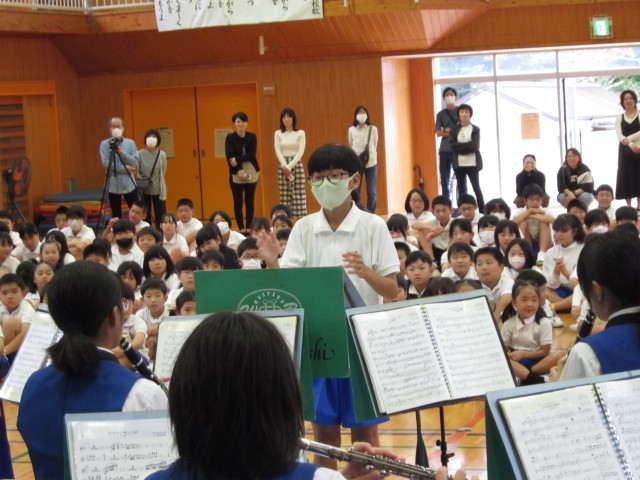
[414,406,455,469]
[97,139,140,233]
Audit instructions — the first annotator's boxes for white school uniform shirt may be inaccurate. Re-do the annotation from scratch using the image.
[501,314,552,351]
[12,241,42,262]
[281,202,399,306]
[177,218,203,252]
[455,211,482,229]
[122,314,149,359]
[9,231,22,247]
[512,207,553,239]
[441,267,478,281]
[135,305,171,326]
[61,225,96,243]
[162,234,189,257]
[0,300,35,327]
[166,286,183,307]
[110,243,145,270]
[424,216,453,251]
[63,252,76,265]
[406,210,435,225]
[226,230,246,250]
[348,125,378,168]
[1,256,20,274]
[134,220,151,233]
[542,241,583,289]
[482,274,514,311]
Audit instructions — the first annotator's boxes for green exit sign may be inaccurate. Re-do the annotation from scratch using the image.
[590,16,612,39]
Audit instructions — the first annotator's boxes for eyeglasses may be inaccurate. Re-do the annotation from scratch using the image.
[308,172,350,187]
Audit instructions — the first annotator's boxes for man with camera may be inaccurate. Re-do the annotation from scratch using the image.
[99,117,140,219]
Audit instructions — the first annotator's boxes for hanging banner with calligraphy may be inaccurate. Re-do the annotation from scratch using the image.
[155,0,323,32]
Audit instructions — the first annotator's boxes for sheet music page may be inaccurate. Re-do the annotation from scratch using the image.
[265,315,297,356]
[68,415,177,480]
[500,386,625,480]
[426,297,515,398]
[351,306,450,414]
[0,313,58,403]
[154,318,202,381]
[596,377,640,476]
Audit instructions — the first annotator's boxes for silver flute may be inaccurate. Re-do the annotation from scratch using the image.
[300,438,452,480]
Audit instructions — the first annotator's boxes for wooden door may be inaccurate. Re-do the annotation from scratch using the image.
[195,83,262,222]
[128,87,202,219]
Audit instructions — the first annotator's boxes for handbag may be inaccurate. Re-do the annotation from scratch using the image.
[358,126,373,168]
[137,151,160,189]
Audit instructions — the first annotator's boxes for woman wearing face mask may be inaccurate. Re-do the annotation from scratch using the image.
[137,129,167,227]
[348,106,378,213]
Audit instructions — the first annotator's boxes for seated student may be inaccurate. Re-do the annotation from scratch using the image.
[143,246,180,291]
[566,198,587,225]
[514,154,548,208]
[438,218,476,271]
[405,251,433,299]
[128,200,151,233]
[394,241,411,279]
[269,203,293,221]
[109,219,144,270]
[238,237,263,270]
[0,210,22,247]
[425,277,455,297]
[135,277,171,361]
[484,197,511,220]
[40,239,66,272]
[615,205,638,228]
[595,184,616,222]
[160,213,189,263]
[494,219,522,257]
[15,261,35,298]
[194,223,240,270]
[584,209,610,234]
[442,242,477,281]
[137,226,163,255]
[44,230,76,265]
[454,278,483,293]
[504,238,538,280]
[616,220,639,236]
[511,184,554,261]
[456,193,482,229]
[113,283,148,365]
[82,243,111,268]
[61,205,96,260]
[210,210,246,250]
[0,233,19,273]
[17,262,167,479]
[386,214,418,251]
[13,222,41,262]
[26,262,54,309]
[117,261,144,312]
[47,205,68,234]
[176,198,203,253]
[474,247,514,325]
[146,311,407,480]
[166,257,204,309]
[412,195,453,268]
[542,214,585,312]
[201,250,226,271]
[174,290,197,316]
[272,215,293,234]
[250,217,271,238]
[384,273,408,303]
[474,214,499,248]
[0,273,35,361]
[276,228,291,258]
[404,188,434,225]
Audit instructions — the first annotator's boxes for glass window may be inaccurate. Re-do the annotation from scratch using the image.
[496,51,556,75]
[559,47,640,73]
[435,55,494,78]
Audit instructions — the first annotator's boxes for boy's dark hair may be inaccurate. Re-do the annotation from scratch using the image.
[195,224,222,250]
[387,214,409,237]
[121,282,136,302]
[177,198,194,209]
[231,111,248,123]
[616,206,638,222]
[272,215,293,229]
[209,210,233,229]
[250,217,271,232]
[484,198,511,219]
[141,277,168,296]
[425,277,455,297]
[516,268,548,286]
[16,260,36,293]
[269,204,293,219]
[396,273,408,293]
[0,210,13,221]
[175,290,196,313]
[0,232,15,248]
[443,87,457,97]
[505,239,536,269]
[474,247,504,264]
[615,221,639,235]
[394,241,411,257]
[92,238,113,258]
[66,205,87,220]
[82,243,109,260]
[404,188,430,213]
[143,246,176,280]
[18,222,39,239]
[176,257,204,273]
[137,226,163,243]
[478,214,499,229]
[405,250,433,267]
[584,209,610,228]
[448,241,474,258]
[595,184,614,196]
[0,223,10,234]
[454,279,482,292]
[457,193,477,208]
[431,195,452,209]
[308,144,362,177]
[132,200,148,213]
[237,238,258,259]
[201,250,226,267]
[522,184,544,199]
[275,228,291,241]
[117,261,143,287]
[54,205,68,216]
[553,213,586,243]
[566,199,587,214]
[0,273,25,290]
[112,219,136,235]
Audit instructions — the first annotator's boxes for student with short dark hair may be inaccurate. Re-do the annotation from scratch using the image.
[494,220,522,256]
[127,200,151,232]
[52,205,69,231]
[566,198,587,224]
[474,247,514,324]
[394,241,411,278]
[595,184,615,222]
[456,193,481,228]
[194,224,240,270]
[209,210,246,250]
[45,230,76,266]
[61,205,96,260]
[136,277,170,360]
[0,210,21,247]
[201,250,226,271]
[14,223,41,262]
[484,198,511,220]
[615,205,638,224]
[269,203,293,220]
[110,219,144,269]
[584,209,610,234]
[82,243,110,267]
[143,246,179,291]
[272,214,293,233]
[442,242,477,281]
[404,188,433,224]
[406,251,433,299]
[174,290,196,316]
[0,273,34,360]
[512,184,554,262]
[476,214,499,248]
[166,257,203,309]
[384,273,408,303]
[176,198,203,253]
[425,277,455,297]
[412,195,453,268]
[137,226,163,255]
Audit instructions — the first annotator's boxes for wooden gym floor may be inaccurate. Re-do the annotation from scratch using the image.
[5,313,591,479]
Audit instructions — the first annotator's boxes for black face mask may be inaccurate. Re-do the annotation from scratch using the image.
[116,237,134,250]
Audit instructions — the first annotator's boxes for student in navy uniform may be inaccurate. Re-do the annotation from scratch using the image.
[17,262,167,479]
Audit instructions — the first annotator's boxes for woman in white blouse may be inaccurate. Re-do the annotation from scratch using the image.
[615,89,640,208]
[348,106,378,213]
[274,108,307,218]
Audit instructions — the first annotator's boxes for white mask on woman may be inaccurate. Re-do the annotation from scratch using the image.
[146,137,158,148]
[356,114,368,124]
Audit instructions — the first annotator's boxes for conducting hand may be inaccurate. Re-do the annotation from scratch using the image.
[343,251,371,279]
[257,231,280,268]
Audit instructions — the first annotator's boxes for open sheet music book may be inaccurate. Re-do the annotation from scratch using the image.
[499,376,640,480]
[65,410,176,480]
[348,293,515,415]
[0,310,61,404]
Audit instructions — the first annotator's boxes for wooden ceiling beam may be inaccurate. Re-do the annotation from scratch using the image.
[0,8,89,34]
